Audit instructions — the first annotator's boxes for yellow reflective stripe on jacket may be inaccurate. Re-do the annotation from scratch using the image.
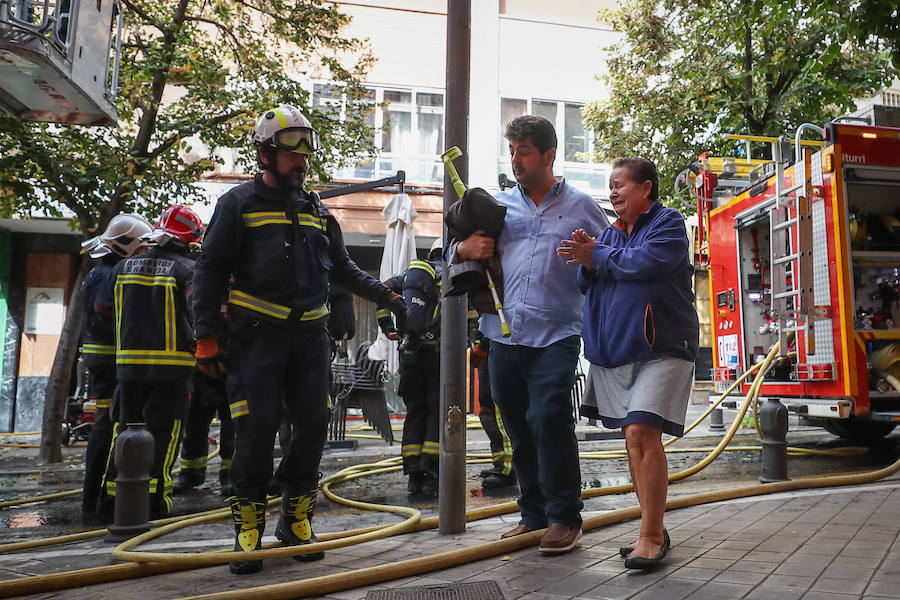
[300,304,329,321]
[409,259,436,278]
[297,213,326,231]
[117,274,177,287]
[228,289,291,319]
[95,397,112,409]
[243,211,290,228]
[82,343,116,355]
[116,350,196,367]
[375,308,391,319]
[230,399,249,419]
[228,289,329,322]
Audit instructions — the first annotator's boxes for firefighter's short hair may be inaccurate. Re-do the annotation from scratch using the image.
[504,115,557,155]
[612,157,659,202]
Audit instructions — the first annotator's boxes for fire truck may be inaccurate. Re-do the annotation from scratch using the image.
[680,106,900,440]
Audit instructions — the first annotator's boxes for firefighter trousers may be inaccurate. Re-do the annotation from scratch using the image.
[398,347,440,477]
[82,364,116,513]
[180,372,234,476]
[477,361,513,477]
[226,315,330,500]
[114,378,189,516]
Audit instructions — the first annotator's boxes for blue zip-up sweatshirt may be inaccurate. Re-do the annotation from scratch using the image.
[577,201,698,368]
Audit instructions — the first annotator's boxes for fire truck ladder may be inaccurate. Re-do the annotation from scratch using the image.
[770,148,815,357]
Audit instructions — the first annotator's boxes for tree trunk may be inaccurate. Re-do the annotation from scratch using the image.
[39,254,92,463]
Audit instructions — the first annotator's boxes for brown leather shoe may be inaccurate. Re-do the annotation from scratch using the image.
[500,523,535,539]
[539,523,583,554]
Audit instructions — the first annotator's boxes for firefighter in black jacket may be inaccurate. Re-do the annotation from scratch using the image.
[377,240,442,495]
[192,105,406,575]
[79,213,153,520]
[97,205,203,519]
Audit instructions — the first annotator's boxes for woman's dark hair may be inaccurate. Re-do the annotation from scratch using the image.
[612,157,659,202]
[504,115,557,154]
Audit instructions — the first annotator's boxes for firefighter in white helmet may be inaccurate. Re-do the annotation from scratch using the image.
[192,105,406,574]
[79,214,153,521]
[95,206,203,519]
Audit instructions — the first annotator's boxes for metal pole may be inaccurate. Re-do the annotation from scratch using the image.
[438,0,470,535]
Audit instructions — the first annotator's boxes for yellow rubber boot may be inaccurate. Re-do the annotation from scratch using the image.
[275,489,324,562]
[228,496,266,574]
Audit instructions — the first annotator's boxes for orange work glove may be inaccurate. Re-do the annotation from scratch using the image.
[195,337,226,378]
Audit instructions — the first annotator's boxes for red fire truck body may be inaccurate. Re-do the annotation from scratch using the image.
[699,116,900,439]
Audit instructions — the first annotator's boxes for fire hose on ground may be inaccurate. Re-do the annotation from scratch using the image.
[0,342,899,598]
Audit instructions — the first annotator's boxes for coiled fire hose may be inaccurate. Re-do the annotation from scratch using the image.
[1,342,899,599]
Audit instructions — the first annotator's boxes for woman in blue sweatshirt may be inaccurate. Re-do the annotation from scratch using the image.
[558,157,698,570]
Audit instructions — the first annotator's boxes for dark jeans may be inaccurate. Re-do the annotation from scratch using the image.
[489,335,583,529]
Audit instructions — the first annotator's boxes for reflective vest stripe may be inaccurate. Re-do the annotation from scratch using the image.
[243,212,291,227]
[117,274,177,287]
[228,289,291,319]
[228,289,329,322]
[230,399,249,419]
[376,308,391,319]
[297,214,326,231]
[82,344,115,355]
[409,259,436,279]
[116,351,196,367]
[95,397,113,409]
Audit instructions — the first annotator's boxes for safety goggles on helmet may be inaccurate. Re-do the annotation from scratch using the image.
[271,126,321,154]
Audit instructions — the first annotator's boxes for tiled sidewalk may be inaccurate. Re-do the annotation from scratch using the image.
[319,482,900,600]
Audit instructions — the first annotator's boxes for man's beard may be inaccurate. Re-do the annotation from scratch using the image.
[274,167,307,190]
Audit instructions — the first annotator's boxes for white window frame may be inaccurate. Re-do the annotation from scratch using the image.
[312,82,445,185]
[498,97,610,198]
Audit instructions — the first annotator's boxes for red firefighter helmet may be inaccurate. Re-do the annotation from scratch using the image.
[145,205,204,246]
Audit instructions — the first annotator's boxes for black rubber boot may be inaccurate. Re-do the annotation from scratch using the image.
[275,489,324,562]
[219,468,234,498]
[421,472,438,496]
[228,496,266,575]
[173,468,206,495]
[407,471,424,494]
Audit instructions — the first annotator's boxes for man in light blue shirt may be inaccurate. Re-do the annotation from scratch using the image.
[455,115,608,554]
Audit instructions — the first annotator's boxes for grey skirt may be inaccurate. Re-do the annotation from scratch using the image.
[580,357,694,437]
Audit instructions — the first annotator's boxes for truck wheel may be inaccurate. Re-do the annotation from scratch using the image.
[823,417,897,441]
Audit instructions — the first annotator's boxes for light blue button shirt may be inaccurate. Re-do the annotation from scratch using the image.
[481,178,610,347]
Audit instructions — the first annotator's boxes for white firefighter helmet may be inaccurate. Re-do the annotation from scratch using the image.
[251,105,321,154]
[81,213,153,258]
[429,237,443,260]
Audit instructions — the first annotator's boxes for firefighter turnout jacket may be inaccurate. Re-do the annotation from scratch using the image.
[377,258,442,350]
[99,247,196,380]
[193,175,394,337]
[81,261,117,370]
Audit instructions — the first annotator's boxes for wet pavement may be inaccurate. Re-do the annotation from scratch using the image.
[0,405,898,599]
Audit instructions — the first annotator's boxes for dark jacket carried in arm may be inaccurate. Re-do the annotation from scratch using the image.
[193,175,393,339]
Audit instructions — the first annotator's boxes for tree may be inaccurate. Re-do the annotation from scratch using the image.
[0,0,377,462]
[850,0,900,69]
[583,0,896,207]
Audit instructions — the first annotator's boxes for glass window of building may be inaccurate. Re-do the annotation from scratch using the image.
[497,97,609,198]
[313,83,445,184]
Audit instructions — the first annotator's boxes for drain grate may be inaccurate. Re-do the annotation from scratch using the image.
[365,580,505,600]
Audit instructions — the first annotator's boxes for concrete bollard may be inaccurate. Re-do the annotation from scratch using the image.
[709,407,725,432]
[105,422,154,542]
[758,397,789,483]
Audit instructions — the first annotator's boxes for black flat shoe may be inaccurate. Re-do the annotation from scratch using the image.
[624,529,670,570]
[619,545,634,557]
